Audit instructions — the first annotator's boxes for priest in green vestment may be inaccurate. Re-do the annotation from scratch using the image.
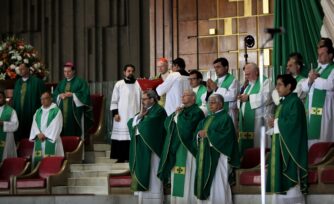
[194,94,240,203]
[238,62,273,156]
[0,91,19,162]
[13,63,46,141]
[128,90,167,204]
[53,62,93,138]
[266,74,308,204]
[158,89,204,203]
[188,70,208,115]
[29,92,64,167]
[301,38,334,147]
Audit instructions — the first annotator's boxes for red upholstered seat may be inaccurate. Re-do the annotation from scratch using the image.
[321,168,334,184]
[0,158,28,191]
[17,139,34,159]
[16,178,45,188]
[62,136,81,152]
[308,142,334,166]
[38,157,65,178]
[109,175,132,187]
[88,94,104,134]
[240,148,270,169]
[0,180,9,189]
[239,170,261,186]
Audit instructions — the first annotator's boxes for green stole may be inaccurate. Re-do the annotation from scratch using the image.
[266,93,308,194]
[194,110,240,200]
[195,85,207,106]
[33,107,59,167]
[157,104,204,197]
[215,73,235,109]
[305,63,334,139]
[53,76,93,136]
[238,77,265,155]
[128,103,167,191]
[0,106,13,161]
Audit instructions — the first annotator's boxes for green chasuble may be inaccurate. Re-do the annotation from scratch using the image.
[13,76,46,141]
[128,103,167,191]
[305,63,334,140]
[267,93,308,194]
[195,85,207,106]
[157,104,204,196]
[238,77,266,156]
[53,76,93,136]
[0,105,14,161]
[194,109,240,200]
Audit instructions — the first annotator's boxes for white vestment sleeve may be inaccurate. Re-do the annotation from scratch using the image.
[56,95,61,106]
[72,93,84,107]
[43,111,63,143]
[3,110,19,132]
[214,79,239,102]
[29,114,40,141]
[156,73,177,96]
[110,82,120,111]
[301,78,311,92]
[313,70,334,91]
[249,79,272,109]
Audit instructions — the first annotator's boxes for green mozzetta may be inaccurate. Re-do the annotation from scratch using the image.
[157,104,204,196]
[53,76,93,136]
[13,76,46,140]
[194,109,240,200]
[267,93,308,194]
[0,105,14,160]
[305,63,334,140]
[128,103,167,191]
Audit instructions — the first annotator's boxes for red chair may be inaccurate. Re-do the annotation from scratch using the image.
[108,170,132,195]
[87,94,105,145]
[233,147,270,194]
[0,158,29,194]
[61,136,83,164]
[17,138,34,160]
[13,156,69,194]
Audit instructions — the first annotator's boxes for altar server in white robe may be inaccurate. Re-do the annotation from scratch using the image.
[238,62,274,155]
[0,91,19,161]
[156,57,191,116]
[301,38,334,148]
[30,92,63,167]
[110,64,141,162]
[204,57,239,127]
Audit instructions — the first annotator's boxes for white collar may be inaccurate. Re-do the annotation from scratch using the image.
[41,103,57,111]
[22,77,29,81]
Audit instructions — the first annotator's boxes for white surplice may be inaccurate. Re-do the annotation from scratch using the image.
[196,154,232,204]
[301,64,334,147]
[240,78,274,148]
[110,80,141,141]
[29,103,64,161]
[156,72,191,116]
[0,106,19,160]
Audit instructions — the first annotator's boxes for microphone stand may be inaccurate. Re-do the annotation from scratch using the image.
[259,34,274,204]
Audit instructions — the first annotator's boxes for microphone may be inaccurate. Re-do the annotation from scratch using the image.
[264,27,285,35]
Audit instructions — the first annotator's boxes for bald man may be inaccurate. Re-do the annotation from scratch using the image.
[238,62,274,155]
[154,58,171,107]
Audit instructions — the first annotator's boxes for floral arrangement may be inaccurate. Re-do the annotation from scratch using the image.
[0,36,48,80]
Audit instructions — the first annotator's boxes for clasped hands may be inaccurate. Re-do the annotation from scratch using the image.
[60,92,73,100]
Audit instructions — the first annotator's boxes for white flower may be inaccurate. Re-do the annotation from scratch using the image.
[23,58,29,64]
[0,73,6,80]
[17,55,22,61]
[10,64,15,69]
[15,66,20,74]
[0,61,3,66]
[31,53,36,57]
[18,45,24,50]
[33,62,40,68]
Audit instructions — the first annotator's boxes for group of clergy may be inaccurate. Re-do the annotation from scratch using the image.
[0,61,92,168]
[109,37,334,204]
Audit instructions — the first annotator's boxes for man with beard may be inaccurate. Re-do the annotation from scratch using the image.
[110,64,141,162]
[158,89,204,203]
[128,90,167,204]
